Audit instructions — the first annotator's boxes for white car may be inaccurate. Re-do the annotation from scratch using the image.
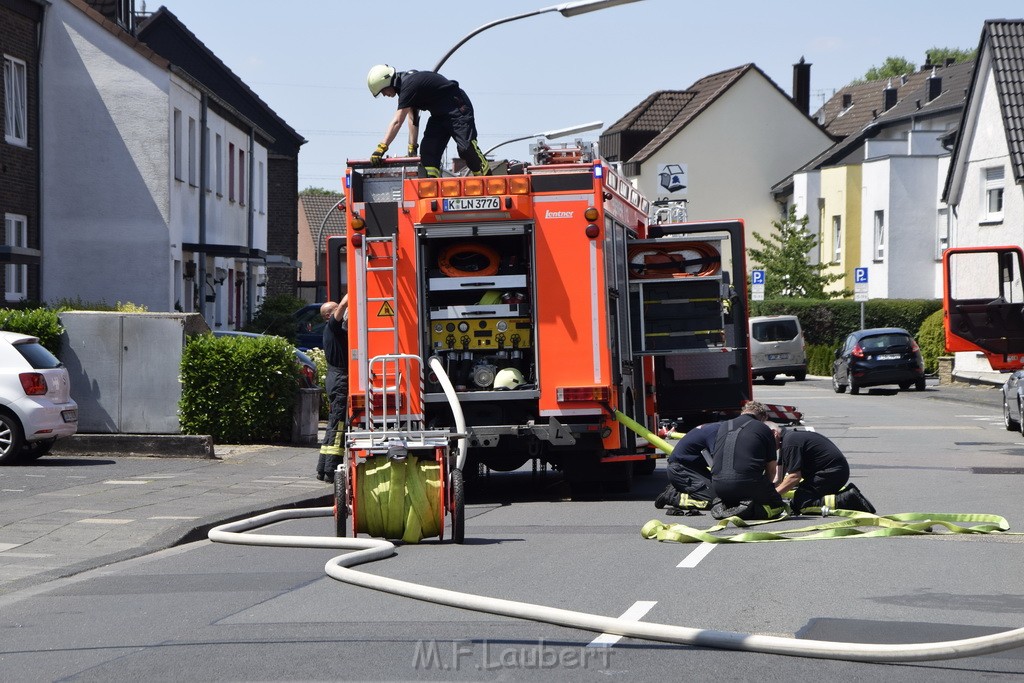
[0,331,78,464]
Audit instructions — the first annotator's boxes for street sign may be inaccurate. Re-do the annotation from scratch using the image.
[854,291,868,302]
[752,290,765,301]
[854,267,869,284]
[751,269,765,286]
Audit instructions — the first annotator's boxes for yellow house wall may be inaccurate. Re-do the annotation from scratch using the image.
[819,164,862,295]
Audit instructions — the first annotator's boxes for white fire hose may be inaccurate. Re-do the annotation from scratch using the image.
[208,507,1024,662]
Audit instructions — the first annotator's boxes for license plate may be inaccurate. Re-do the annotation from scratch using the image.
[443,197,500,212]
[767,353,789,361]
[62,409,78,423]
[876,353,902,361]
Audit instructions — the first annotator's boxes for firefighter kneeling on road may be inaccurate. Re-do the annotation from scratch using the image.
[366,64,490,178]
[769,424,875,514]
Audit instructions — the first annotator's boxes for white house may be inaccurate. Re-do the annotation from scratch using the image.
[600,63,834,252]
[943,20,1024,374]
[40,0,270,326]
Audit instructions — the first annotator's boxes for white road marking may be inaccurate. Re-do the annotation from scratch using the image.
[102,480,150,485]
[2,489,25,492]
[846,425,981,430]
[587,601,657,647]
[678,542,716,568]
[148,516,200,520]
[74,518,134,525]
[0,543,21,552]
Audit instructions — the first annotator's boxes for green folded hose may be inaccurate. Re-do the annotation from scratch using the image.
[355,455,442,543]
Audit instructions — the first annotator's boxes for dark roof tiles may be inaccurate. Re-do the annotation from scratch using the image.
[987,20,1024,182]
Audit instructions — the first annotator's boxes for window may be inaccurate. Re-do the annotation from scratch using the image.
[935,208,949,260]
[258,161,265,213]
[173,109,182,181]
[4,56,27,146]
[215,134,223,195]
[873,210,885,261]
[238,149,245,206]
[204,127,211,191]
[228,142,235,201]
[4,214,27,302]
[187,117,197,186]
[832,215,842,263]
[984,166,1004,222]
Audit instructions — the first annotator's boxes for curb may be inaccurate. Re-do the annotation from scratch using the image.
[51,433,215,458]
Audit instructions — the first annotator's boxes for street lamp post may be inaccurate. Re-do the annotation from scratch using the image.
[314,200,344,302]
[484,120,604,158]
[433,0,645,72]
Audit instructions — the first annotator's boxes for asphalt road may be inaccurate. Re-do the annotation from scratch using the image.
[2,377,1024,681]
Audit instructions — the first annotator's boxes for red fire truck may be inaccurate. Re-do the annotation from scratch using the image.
[326,142,754,495]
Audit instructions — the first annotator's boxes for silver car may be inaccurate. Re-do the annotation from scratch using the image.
[749,315,807,381]
[0,331,78,464]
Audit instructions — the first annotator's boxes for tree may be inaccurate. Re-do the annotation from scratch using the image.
[747,206,848,299]
[862,56,916,82]
[299,186,339,196]
[925,47,976,66]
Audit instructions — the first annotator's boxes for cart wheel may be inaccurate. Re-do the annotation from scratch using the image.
[450,468,465,544]
[334,470,349,538]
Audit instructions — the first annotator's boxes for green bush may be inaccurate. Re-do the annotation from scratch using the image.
[179,334,299,443]
[306,346,330,419]
[807,344,837,377]
[245,293,307,341]
[916,309,946,374]
[0,308,65,355]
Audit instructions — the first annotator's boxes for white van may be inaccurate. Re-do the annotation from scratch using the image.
[749,315,807,381]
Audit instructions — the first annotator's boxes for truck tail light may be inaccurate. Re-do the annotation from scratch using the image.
[557,386,610,402]
[440,179,461,197]
[486,178,507,195]
[463,178,484,196]
[509,177,530,195]
[20,372,47,396]
[416,180,438,198]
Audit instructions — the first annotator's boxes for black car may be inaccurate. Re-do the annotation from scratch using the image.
[832,327,925,395]
[294,303,325,350]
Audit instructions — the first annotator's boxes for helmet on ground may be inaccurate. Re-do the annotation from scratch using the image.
[367,64,396,97]
[493,368,524,390]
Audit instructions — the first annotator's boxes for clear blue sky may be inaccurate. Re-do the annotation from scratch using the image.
[157,0,1022,192]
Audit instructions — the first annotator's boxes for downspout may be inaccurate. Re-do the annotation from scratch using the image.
[36,2,48,303]
[197,92,208,319]
[246,127,256,323]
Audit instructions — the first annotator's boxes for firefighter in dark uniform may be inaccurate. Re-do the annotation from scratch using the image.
[769,425,874,513]
[366,64,490,178]
[316,294,348,483]
[654,422,720,513]
[709,401,785,519]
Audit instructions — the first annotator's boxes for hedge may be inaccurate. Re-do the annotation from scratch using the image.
[179,334,299,443]
[0,308,65,355]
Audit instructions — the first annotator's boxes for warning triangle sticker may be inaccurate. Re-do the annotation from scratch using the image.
[377,301,395,317]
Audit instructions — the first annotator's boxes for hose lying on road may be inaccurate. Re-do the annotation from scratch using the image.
[209,507,1024,663]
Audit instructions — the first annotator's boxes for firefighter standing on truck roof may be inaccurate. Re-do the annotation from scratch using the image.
[366,64,490,178]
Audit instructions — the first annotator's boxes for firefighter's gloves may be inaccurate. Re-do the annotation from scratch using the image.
[370,142,389,166]
[407,142,418,157]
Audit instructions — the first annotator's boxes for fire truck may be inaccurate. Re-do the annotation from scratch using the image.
[943,245,1024,371]
[326,142,754,494]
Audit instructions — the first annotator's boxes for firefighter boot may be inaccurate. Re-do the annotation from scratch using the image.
[654,484,681,509]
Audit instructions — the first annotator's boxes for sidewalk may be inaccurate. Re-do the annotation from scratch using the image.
[0,438,332,596]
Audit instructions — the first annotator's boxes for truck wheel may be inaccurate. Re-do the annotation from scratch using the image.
[0,413,25,465]
[635,457,657,476]
[450,469,465,544]
[334,471,349,538]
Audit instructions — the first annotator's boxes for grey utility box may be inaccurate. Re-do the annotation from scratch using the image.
[60,312,209,434]
[292,387,323,444]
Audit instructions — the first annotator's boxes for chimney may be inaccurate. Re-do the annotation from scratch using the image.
[883,79,897,112]
[927,67,942,102]
[793,56,811,114]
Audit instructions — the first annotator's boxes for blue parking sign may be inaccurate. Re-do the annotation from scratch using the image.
[855,267,869,284]
[751,269,765,285]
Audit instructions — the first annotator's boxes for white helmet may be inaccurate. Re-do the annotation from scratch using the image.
[367,64,396,97]
[493,368,524,390]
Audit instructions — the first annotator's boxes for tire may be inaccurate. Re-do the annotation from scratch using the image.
[794,371,807,382]
[1019,399,1024,437]
[832,374,847,394]
[20,437,57,462]
[914,378,926,391]
[763,373,777,382]
[850,381,860,395]
[898,382,912,391]
[449,468,465,544]
[1004,396,1019,431]
[0,412,25,465]
[334,470,349,538]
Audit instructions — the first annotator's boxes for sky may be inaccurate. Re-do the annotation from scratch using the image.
[154,0,1024,193]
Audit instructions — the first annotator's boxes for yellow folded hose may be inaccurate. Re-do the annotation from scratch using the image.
[356,455,442,543]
